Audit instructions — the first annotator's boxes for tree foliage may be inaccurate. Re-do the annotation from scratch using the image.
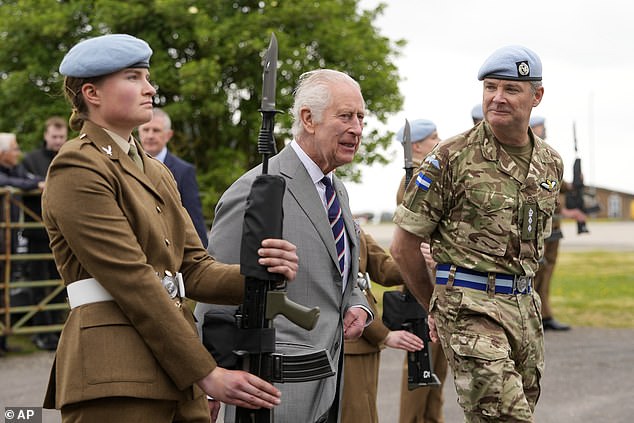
[0,0,404,217]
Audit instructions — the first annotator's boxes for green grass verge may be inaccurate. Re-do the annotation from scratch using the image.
[549,251,634,328]
[372,250,634,329]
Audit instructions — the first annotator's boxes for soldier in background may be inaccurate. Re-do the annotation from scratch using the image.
[530,115,586,331]
[391,45,563,421]
[342,228,423,423]
[394,119,447,423]
[470,104,484,125]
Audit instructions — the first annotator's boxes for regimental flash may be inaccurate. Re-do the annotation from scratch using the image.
[540,179,558,191]
[415,172,433,191]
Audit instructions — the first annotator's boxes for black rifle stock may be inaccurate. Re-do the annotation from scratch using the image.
[234,34,334,423]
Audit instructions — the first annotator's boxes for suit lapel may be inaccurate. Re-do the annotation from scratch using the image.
[277,148,341,270]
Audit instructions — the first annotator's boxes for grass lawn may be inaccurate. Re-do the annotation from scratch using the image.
[371,250,634,329]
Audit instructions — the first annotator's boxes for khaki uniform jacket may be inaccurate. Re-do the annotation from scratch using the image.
[42,122,244,409]
[344,230,402,355]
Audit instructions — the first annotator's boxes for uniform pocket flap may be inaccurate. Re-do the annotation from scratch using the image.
[465,189,514,213]
[450,332,508,361]
[79,302,131,328]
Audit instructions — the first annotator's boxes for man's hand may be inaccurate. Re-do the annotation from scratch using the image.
[561,207,587,223]
[343,307,368,339]
[384,330,424,352]
[197,367,281,410]
[427,315,439,343]
[258,238,298,281]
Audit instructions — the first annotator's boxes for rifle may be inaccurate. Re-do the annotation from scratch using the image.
[381,119,440,390]
[382,290,440,389]
[565,122,600,234]
[234,33,334,423]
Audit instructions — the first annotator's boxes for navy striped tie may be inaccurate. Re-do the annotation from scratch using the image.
[322,177,345,273]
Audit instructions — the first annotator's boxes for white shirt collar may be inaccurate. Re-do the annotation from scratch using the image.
[154,147,168,163]
[289,140,331,184]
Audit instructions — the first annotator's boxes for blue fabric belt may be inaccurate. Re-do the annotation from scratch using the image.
[436,264,532,295]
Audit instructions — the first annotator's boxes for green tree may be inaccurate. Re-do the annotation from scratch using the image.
[0,0,404,217]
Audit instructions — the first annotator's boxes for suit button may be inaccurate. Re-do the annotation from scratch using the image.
[165,238,170,246]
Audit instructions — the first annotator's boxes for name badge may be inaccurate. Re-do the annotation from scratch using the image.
[521,204,537,240]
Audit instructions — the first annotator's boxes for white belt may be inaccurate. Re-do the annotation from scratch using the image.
[67,278,114,309]
[66,272,186,309]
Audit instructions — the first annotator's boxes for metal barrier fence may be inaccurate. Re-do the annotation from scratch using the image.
[1,187,66,337]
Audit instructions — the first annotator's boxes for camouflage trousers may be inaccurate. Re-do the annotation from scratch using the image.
[430,284,544,422]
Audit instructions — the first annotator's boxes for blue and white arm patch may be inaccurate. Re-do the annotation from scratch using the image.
[415,172,433,191]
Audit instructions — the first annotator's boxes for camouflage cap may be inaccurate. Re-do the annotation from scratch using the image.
[478,45,542,81]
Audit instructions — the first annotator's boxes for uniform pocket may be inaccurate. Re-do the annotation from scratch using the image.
[80,305,157,385]
[449,332,509,417]
[458,189,514,257]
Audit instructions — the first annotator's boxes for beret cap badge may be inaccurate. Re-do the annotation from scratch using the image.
[517,61,530,77]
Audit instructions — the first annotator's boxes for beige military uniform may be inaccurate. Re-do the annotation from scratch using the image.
[42,122,244,417]
[342,229,402,423]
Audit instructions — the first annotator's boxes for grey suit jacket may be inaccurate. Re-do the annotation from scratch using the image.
[195,145,369,422]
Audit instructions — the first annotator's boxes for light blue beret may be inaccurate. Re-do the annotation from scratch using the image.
[471,104,484,121]
[396,119,437,144]
[477,45,542,81]
[529,115,545,127]
[60,34,152,78]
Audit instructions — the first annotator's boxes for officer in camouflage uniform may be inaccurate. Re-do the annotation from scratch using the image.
[391,45,564,422]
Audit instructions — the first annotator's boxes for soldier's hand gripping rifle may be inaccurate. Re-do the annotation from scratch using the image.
[382,119,440,390]
[234,33,334,423]
[565,122,600,234]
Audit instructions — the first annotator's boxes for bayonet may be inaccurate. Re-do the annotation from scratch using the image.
[402,119,414,188]
[258,33,280,173]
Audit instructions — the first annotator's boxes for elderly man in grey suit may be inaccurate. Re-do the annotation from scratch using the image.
[195,69,371,423]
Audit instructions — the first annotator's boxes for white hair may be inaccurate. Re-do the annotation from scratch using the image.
[0,133,16,152]
[290,69,363,139]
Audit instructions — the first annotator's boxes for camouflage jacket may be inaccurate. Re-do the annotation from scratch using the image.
[393,122,564,277]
